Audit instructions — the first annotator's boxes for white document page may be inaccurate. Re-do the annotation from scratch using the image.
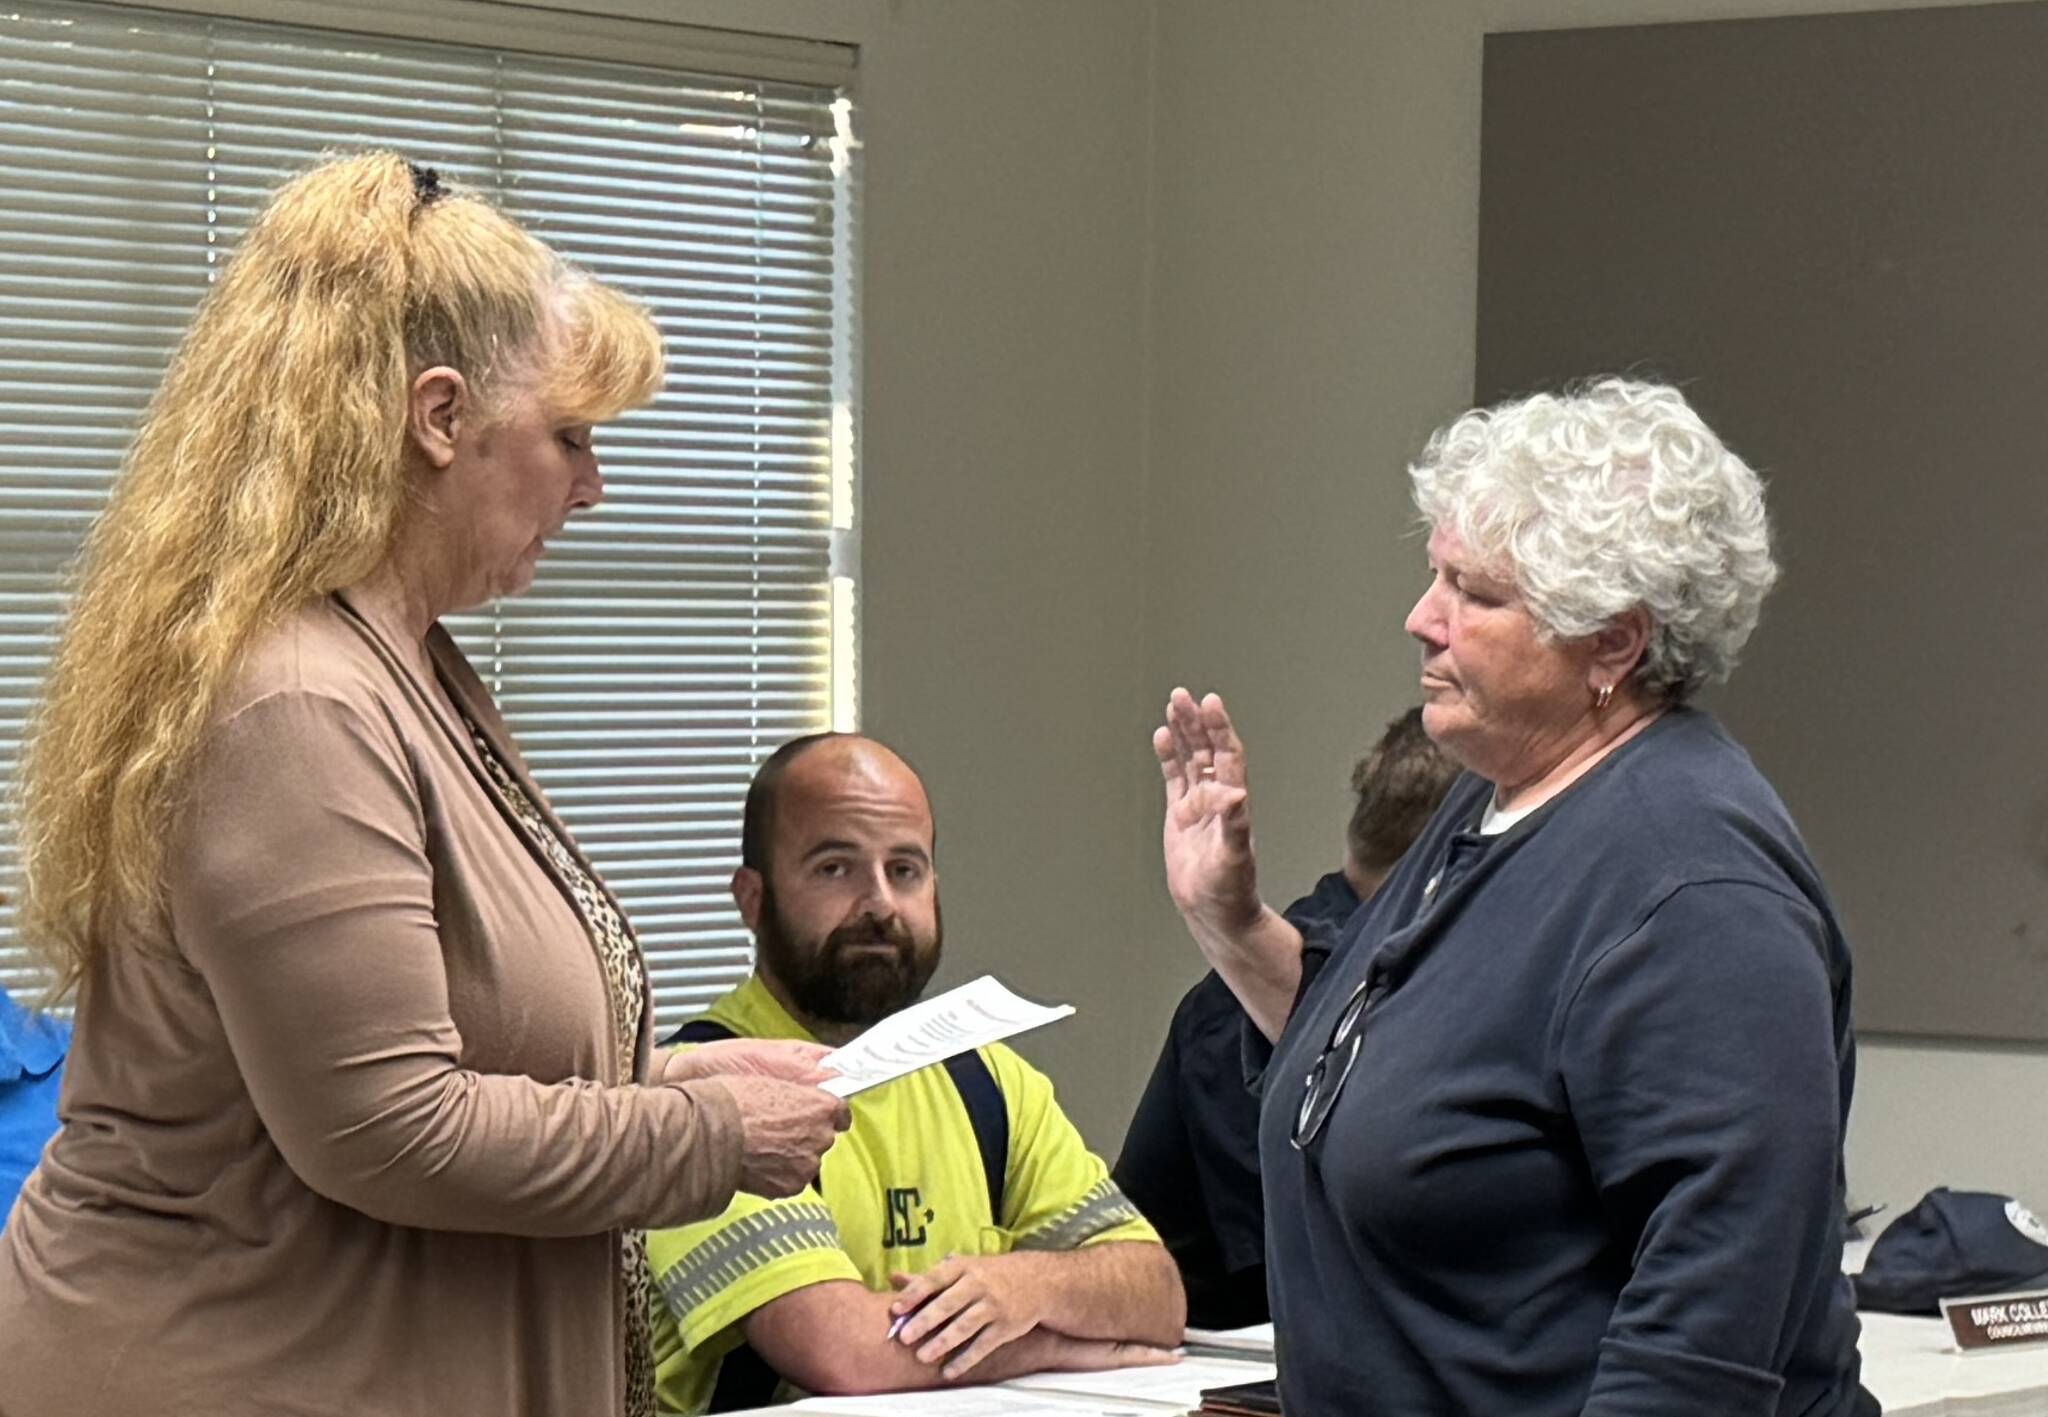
[789,1388,1169,1415]
[1000,1355,1277,1408]
[819,975,1075,1098]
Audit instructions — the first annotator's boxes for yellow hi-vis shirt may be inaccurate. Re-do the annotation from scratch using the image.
[647,974,1159,1414]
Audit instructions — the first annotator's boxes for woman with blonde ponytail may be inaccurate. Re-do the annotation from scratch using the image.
[0,153,848,1417]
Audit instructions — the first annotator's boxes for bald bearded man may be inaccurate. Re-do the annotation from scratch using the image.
[645,734,1184,1413]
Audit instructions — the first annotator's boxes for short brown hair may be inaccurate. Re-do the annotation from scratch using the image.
[1346,708,1460,873]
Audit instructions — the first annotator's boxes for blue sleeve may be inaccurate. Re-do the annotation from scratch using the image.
[1558,881,1846,1417]
[0,999,67,1223]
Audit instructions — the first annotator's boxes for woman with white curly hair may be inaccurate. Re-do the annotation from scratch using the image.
[1155,379,1874,1416]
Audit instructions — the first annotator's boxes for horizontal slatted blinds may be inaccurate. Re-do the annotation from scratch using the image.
[0,0,860,1028]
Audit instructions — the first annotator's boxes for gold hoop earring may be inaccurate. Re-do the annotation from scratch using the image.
[1594,683,1614,711]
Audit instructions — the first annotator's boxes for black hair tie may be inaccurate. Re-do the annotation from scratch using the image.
[408,162,444,206]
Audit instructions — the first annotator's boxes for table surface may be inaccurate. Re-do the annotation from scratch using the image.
[716,1320,2048,1417]
[711,1251,2048,1416]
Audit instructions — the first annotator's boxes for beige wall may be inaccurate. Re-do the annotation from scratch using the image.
[850,2,1162,1133]
[529,0,2048,1198]
[659,0,1165,1143]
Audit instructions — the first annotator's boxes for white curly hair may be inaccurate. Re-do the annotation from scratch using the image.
[1408,377,1778,702]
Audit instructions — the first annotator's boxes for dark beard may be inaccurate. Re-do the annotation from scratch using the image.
[754,885,942,1029]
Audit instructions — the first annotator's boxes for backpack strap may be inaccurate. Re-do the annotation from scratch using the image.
[668,1023,1006,1219]
[941,1048,1009,1224]
[665,1017,738,1046]
[668,1016,823,1200]
[705,1343,783,1413]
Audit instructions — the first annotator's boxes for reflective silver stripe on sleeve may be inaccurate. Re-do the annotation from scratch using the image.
[655,1203,845,1319]
[1013,1178,1145,1252]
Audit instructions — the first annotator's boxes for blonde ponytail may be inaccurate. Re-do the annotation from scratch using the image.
[15,152,663,994]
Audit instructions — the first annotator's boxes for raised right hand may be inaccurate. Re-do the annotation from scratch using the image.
[1153,687,1262,941]
[712,1075,851,1199]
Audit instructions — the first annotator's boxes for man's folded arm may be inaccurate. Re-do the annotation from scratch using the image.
[740,1278,1150,1395]
[881,1238,1186,1379]
[1007,1239,1187,1345]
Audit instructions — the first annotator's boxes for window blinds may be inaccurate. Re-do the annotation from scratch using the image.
[0,0,859,1028]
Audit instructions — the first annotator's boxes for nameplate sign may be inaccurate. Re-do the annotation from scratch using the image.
[1940,1289,2048,1352]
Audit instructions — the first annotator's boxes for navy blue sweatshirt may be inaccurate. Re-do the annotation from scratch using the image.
[1257,709,1871,1416]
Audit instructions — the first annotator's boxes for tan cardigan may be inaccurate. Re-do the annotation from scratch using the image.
[0,595,745,1416]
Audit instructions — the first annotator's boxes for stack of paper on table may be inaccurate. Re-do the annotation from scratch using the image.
[722,1354,1281,1417]
[742,1358,1284,1414]
[1180,1324,1274,1363]
[785,1390,1167,1416]
[998,1354,1279,1411]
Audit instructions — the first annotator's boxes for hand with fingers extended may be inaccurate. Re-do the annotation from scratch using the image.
[886,1254,1051,1381]
[709,1075,851,1199]
[1152,686,1263,939]
[660,1038,837,1089]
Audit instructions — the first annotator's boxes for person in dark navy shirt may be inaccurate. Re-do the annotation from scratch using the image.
[1153,379,1874,1416]
[1115,708,1455,1327]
